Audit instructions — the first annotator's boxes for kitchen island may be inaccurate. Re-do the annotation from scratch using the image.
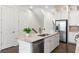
[18,32,59,53]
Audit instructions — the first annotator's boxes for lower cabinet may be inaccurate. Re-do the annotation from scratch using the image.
[18,40,33,53]
[18,39,44,53]
[68,32,77,44]
[75,39,79,53]
[44,34,59,53]
[18,33,59,53]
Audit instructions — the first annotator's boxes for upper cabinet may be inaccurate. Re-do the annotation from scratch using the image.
[60,11,68,19]
[56,11,68,20]
[55,6,68,20]
[69,11,79,26]
[69,6,79,26]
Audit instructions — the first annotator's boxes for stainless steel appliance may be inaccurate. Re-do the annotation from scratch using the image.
[55,20,68,43]
[32,39,44,53]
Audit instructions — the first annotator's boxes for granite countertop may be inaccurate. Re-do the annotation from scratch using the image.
[18,32,59,43]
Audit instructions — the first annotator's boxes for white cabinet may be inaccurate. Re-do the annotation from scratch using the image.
[60,11,68,19]
[56,11,68,20]
[18,33,59,53]
[1,7,19,49]
[18,40,32,53]
[44,34,59,53]
[69,11,79,26]
[75,39,79,53]
[0,9,1,51]
[68,32,77,44]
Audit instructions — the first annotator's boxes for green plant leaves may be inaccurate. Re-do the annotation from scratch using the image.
[23,27,32,33]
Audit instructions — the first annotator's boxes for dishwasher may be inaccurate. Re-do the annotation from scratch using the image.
[32,39,44,53]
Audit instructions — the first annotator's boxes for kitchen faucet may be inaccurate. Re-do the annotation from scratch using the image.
[32,28,38,33]
[38,27,45,34]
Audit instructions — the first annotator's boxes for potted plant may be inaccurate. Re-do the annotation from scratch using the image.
[23,27,32,36]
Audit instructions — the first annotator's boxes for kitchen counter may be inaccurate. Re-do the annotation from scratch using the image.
[18,32,59,53]
[18,32,59,42]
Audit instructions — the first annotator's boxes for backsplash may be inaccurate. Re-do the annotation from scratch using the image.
[69,26,79,32]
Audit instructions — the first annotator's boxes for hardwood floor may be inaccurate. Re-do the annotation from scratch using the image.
[1,46,19,53]
[0,42,76,53]
[52,42,76,53]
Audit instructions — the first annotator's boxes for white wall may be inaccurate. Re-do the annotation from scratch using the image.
[19,9,43,34]
[44,11,55,34]
[0,7,2,50]
[32,8,44,27]
[1,6,19,49]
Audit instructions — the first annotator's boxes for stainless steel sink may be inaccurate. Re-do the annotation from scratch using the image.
[38,34,49,37]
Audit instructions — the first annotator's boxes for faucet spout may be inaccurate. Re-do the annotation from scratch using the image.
[32,28,38,33]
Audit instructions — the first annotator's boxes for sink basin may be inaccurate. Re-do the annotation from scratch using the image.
[38,34,49,37]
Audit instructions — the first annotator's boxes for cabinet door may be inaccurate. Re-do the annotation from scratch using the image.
[2,7,19,49]
[44,36,56,53]
[44,34,59,53]
[0,7,1,51]
[68,32,76,43]
[53,34,59,49]
[69,11,79,26]
[60,11,68,19]
[44,37,51,53]
[49,34,59,52]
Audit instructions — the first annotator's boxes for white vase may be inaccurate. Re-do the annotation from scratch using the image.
[26,33,30,37]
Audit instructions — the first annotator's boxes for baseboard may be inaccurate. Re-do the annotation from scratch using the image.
[60,41,76,45]
[60,41,66,43]
[68,42,76,45]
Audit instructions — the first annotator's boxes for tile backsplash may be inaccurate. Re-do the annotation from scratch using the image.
[69,26,79,32]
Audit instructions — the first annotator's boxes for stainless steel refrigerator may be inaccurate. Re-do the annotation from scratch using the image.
[55,20,68,43]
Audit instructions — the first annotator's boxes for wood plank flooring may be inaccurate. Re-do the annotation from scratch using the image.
[52,42,76,53]
[0,42,76,53]
[1,46,19,53]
